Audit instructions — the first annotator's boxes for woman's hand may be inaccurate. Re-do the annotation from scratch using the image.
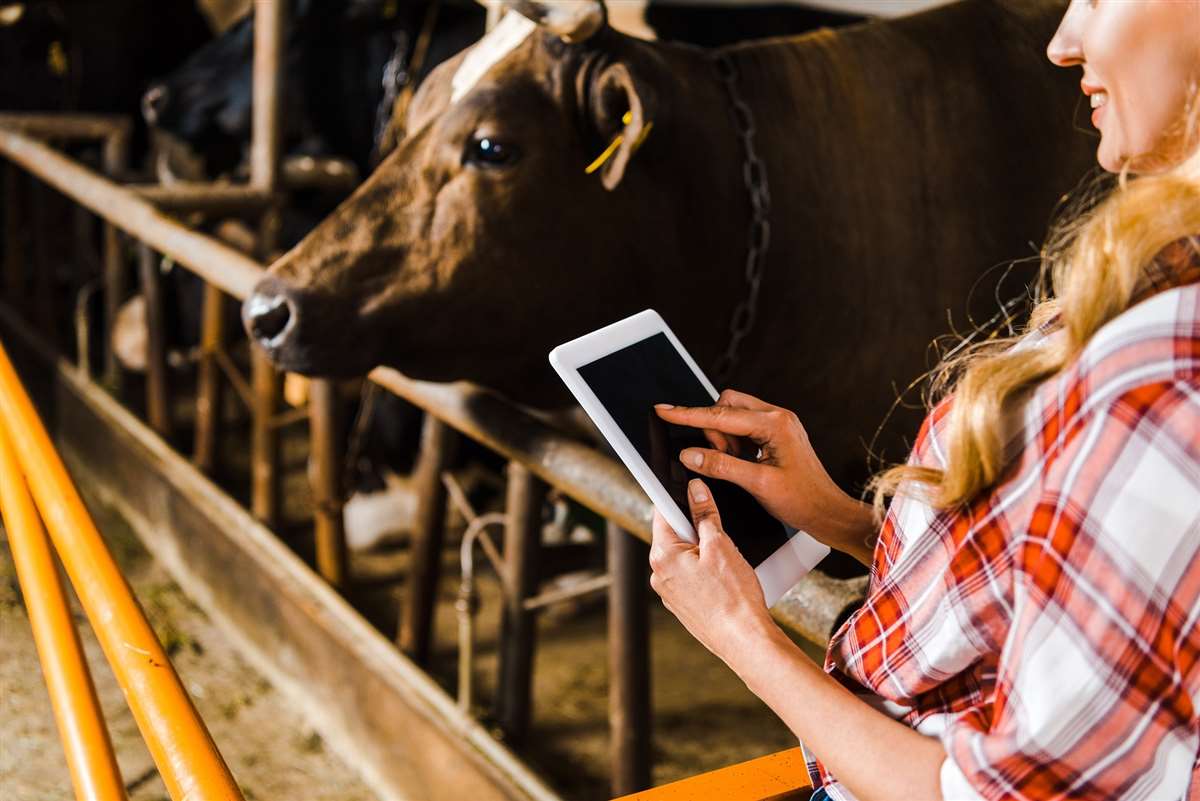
[655,389,878,565]
[649,479,776,664]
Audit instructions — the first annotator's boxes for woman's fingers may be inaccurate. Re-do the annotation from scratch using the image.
[655,403,770,439]
[716,388,775,412]
[703,428,734,454]
[679,446,765,491]
[686,479,724,546]
[649,509,693,574]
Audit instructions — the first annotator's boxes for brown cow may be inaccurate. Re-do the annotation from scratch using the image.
[244,0,1095,484]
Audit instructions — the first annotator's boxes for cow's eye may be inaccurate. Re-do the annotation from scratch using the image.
[464,136,520,168]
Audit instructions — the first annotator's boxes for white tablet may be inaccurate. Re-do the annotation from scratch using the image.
[549,309,829,606]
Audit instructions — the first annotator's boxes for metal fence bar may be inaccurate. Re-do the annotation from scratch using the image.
[250,349,281,527]
[0,112,130,142]
[0,129,261,299]
[4,163,24,300]
[399,414,459,663]
[128,184,276,214]
[309,378,347,586]
[193,283,226,473]
[101,119,131,393]
[137,244,172,439]
[609,746,811,801]
[607,522,651,797]
[251,0,286,192]
[496,462,546,743]
[0,341,244,801]
[0,425,128,801]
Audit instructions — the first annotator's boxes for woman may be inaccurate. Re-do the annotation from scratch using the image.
[647,1,1200,799]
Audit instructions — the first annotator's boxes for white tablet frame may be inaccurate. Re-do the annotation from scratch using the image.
[549,309,829,606]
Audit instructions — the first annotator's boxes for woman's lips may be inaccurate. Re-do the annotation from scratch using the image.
[1084,84,1108,128]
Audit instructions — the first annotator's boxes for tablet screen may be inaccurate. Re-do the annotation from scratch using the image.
[577,333,791,568]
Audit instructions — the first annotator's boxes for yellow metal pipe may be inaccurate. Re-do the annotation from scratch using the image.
[0,341,244,801]
[0,426,128,801]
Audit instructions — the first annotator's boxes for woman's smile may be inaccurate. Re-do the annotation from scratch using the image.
[1084,80,1109,128]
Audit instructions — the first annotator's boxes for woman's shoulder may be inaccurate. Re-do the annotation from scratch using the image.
[1068,277,1200,397]
[899,278,1200,516]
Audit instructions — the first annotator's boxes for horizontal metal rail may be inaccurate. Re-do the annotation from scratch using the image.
[610,746,811,801]
[0,122,862,645]
[128,183,278,213]
[0,112,130,142]
[0,128,261,299]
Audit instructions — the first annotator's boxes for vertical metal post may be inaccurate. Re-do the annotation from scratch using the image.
[101,129,129,393]
[496,462,546,742]
[248,0,286,530]
[29,179,56,342]
[3,163,23,302]
[251,0,286,192]
[250,348,281,527]
[137,244,172,439]
[192,283,225,473]
[607,522,652,796]
[399,415,458,663]
[309,378,347,587]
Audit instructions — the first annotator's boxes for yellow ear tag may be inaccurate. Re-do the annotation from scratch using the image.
[47,40,68,77]
[585,110,653,175]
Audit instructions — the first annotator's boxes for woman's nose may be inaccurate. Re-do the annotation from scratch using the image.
[1046,32,1083,68]
[1046,5,1085,68]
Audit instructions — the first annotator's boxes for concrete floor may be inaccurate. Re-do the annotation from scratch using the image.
[0,485,376,801]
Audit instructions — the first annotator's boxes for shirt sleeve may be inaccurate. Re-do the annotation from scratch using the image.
[939,382,1200,801]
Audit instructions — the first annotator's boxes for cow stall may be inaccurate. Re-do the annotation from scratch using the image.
[0,2,878,799]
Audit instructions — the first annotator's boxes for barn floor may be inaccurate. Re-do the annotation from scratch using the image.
[0,482,376,801]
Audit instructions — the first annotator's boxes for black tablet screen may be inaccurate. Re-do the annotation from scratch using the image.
[577,333,790,568]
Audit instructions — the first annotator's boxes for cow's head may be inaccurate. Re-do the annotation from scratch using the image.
[243,0,740,406]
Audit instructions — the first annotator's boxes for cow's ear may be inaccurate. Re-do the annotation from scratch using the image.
[589,61,655,191]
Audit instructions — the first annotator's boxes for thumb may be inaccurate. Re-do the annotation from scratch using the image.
[687,479,725,547]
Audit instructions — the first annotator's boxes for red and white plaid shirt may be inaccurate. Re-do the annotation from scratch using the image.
[807,259,1200,800]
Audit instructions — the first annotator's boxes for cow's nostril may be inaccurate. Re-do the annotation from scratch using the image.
[245,293,293,344]
[142,84,168,125]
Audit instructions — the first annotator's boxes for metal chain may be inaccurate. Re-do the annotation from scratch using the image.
[710,52,771,386]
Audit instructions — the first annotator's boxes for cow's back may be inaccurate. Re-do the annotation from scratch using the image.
[716,0,1094,482]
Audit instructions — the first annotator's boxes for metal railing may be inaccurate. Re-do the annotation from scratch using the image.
[610,746,812,801]
[0,340,244,801]
[0,123,863,636]
[0,116,865,797]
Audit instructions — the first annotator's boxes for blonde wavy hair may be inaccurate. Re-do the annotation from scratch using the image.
[869,92,1200,516]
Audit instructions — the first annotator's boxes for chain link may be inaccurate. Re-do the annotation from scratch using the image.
[711,53,771,386]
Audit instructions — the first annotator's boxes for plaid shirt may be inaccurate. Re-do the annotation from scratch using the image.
[807,257,1200,800]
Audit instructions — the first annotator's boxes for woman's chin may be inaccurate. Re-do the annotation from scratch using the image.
[1096,139,1125,174]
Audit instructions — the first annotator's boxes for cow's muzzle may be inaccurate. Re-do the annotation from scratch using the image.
[243,278,297,349]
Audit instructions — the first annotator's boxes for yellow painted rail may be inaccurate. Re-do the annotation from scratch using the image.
[0,339,244,801]
[611,747,812,801]
[0,425,128,801]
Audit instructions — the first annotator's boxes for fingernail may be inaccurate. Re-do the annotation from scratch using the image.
[681,449,703,468]
[689,480,709,502]
[654,403,674,410]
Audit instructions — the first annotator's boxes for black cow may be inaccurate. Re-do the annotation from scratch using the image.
[142,0,488,178]
[0,0,211,115]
